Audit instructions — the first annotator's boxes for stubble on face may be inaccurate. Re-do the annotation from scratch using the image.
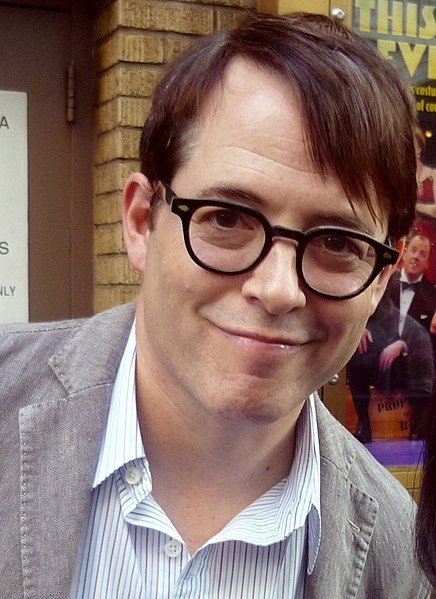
[134,57,389,430]
[403,236,430,280]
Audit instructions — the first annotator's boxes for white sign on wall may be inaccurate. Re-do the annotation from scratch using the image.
[0,90,28,323]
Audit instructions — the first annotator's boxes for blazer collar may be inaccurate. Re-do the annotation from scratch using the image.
[19,306,378,599]
[49,302,136,394]
[19,303,136,599]
[305,398,379,598]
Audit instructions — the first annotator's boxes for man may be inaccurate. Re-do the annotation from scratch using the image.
[384,234,436,437]
[0,12,430,598]
[385,234,436,341]
[347,295,433,443]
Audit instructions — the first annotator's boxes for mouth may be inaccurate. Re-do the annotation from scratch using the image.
[214,325,305,352]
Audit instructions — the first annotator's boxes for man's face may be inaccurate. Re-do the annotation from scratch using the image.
[129,58,391,428]
[402,236,430,280]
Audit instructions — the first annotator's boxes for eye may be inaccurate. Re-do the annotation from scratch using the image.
[317,234,361,256]
[212,209,243,229]
[194,206,259,231]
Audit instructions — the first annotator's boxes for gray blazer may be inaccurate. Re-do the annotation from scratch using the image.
[0,303,430,598]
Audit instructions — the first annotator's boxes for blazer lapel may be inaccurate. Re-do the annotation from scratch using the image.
[19,303,135,599]
[389,273,401,310]
[305,399,379,599]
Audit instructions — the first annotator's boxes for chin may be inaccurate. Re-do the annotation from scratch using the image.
[211,381,305,425]
[215,402,287,424]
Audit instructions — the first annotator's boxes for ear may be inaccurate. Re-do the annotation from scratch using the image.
[369,237,405,315]
[122,172,155,272]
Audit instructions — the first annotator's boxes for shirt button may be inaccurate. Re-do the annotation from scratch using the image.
[124,467,142,485]
[164,539,182,557]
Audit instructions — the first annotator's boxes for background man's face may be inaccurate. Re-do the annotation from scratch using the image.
[133,58,391,428]
[403,236,430,280]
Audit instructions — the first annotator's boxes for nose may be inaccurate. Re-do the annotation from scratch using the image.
[241,241,307,315]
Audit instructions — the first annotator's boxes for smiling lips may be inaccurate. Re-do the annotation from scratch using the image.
[216,325,306,352]
[407,260,422,271]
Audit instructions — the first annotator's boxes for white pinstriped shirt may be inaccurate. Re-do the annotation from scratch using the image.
[73,324,321,598]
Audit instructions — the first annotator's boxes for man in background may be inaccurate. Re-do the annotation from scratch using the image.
[0,12,430,598]
[385,234,436,437]
[347,294,433,442]
[385,234,436,344]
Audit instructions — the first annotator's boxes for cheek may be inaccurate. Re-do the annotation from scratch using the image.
[320,298,373,356]
[143,231,227,319]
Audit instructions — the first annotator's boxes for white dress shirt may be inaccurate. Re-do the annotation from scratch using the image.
[72,323,321,598]
[398,268,423,335]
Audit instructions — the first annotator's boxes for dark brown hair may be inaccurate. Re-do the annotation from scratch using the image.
[140,12,418,240]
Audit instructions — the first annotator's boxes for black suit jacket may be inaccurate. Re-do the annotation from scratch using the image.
[385,271,436,366]
[385,271,436,333]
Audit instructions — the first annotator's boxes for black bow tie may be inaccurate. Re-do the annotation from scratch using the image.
[401,281,419,290]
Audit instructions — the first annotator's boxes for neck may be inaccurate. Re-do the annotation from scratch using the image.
[136,376,299,552]
[133,301,304,551]
[402,269,421,283]
[136,366,298,486]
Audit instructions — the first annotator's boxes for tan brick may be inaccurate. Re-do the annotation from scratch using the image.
[96,128,142,164]
[94,192,123,224]
[95,222,125,254]
[94,284,140,312]
[188,0,255,6]
[95,160,139,195]
[98,31,164,71]
[177,0,255,9]
[99,64,161,102]
[96,1,254,40]
[118,96,151,127]
[95,0,159,40]
[150,2,213,35]
[95,2,121,40]
[96,254,141,284]
[118,0,152,29]
[164,33,196,62]
[96,0,150,41]
[215,7,252,30]
[96,101,119,133]
[96,97,151,133]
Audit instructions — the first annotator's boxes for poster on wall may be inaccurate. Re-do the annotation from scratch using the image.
[0,90,28,323]
[345,1,436,467]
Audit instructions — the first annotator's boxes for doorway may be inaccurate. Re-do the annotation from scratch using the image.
[0,1,94,321]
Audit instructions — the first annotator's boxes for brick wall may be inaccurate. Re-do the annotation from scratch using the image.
[94,0,257,313]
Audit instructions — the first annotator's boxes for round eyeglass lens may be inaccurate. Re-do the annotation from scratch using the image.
[302,232,377,296]
[188,204,266,272]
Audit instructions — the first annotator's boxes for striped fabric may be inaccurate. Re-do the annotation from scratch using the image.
[72,324,321,598]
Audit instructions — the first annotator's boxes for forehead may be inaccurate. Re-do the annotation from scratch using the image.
[175,57,386,235]
[197,58,307,164]
[407,237,430,253]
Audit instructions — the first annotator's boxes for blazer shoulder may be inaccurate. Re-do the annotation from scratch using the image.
[312,399,428,597]
[0,317,86,363]
[316,398,414,517]
[0,302,136,399]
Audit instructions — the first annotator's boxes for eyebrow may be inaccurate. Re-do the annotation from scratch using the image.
[197,185,265,208]
[195,185,379,236]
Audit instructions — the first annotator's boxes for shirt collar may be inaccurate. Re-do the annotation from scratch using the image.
[93,323,321,571]
[205,394,321,572]
[93,320,145,487]
[399,268,423,284]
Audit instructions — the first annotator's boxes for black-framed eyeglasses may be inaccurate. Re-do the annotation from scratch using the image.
[155,181,398,300]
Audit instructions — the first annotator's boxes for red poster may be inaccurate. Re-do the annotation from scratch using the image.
[344,1,436,467]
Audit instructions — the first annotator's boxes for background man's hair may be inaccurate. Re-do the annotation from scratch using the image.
[407,233,432,253]
[140,12,418,241]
